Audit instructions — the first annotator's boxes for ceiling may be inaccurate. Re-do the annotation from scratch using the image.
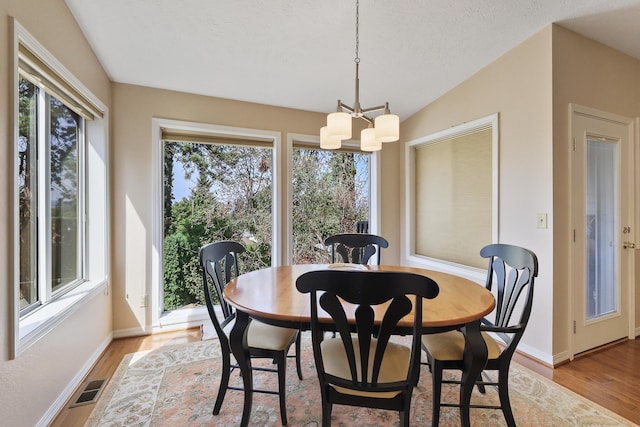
[64,0,640,121]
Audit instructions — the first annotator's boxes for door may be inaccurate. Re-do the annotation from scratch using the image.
[570,105,634,356]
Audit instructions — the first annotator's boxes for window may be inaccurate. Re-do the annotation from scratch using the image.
[13,19,108,355]
[290,143,371,263]
[161,137,273,312]
[152,119,280,328]
[406,114,498,270]
[18,76,84,313]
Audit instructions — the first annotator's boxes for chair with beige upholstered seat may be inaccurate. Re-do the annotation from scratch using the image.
[324,233,389,265]
[199,241,302,426]
[296,269,440,427]
[421,243,538,427]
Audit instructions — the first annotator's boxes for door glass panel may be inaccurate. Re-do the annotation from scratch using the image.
[585,138,618,320]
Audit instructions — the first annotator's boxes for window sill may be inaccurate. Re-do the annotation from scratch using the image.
[406,254,486,283]
[17,279,108,355]
[157,305,210,329]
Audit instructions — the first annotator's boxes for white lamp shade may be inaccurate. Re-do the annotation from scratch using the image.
[320,126,341,149]
[327,111,352,140]
[360,128,381,152]
[374,113,399,142]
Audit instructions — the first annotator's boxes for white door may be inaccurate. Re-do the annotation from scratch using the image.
[570,105,634,356]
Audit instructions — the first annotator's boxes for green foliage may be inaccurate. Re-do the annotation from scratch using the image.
[162,141,369,311]
[291,149,369,263]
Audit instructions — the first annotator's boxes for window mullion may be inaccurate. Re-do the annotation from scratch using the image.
[78,119,86,279]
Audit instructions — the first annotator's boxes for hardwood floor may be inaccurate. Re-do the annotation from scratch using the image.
[49,328,202,427]
[51,330,640,426]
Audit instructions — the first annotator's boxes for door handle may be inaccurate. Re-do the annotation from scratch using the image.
[623,241,636,249]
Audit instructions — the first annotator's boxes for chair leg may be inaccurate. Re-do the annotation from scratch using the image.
[276,352,289,425]
[321,397,332,427]
[399,410,408,427]
[430,359,443,427]
[295,332,303,380]
[213,349,231,415]
[400,396,411,427]
[498,367,516,427]
[476,372,487,394]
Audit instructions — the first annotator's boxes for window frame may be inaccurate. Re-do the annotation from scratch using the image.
[151,118,281,332]
[404,113,499,278]
[11,19,109,357]
[18,80,87,316]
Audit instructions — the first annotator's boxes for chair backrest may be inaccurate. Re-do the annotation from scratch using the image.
[296,270,439,392]
[199,241,245,343]
[324,233,389,265]
[356,220,369,233]
[479,243,538,350]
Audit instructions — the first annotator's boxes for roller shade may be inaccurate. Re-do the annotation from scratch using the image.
[18,44,103,121]
[162,129,274,148]
[293,139,365,154]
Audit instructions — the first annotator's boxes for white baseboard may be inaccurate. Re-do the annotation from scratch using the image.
[552,350,571,366]
[201,322,219,340]
[112,325,153,339]
[37,332,113,427]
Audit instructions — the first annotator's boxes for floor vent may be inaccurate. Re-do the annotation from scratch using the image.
[69,378,108,408]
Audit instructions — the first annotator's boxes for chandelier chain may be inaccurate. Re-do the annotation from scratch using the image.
[355,0,360,64]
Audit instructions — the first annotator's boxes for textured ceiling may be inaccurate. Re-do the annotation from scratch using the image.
[64,0,640,120]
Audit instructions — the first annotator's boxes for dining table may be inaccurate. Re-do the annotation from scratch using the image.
[223,263,496,427]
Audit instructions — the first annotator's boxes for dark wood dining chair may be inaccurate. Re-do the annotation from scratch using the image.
[421,243,538,427]
[324,233,389,265]
[356,220,369,233]
[296,269,440,427]
[199,240,303,425]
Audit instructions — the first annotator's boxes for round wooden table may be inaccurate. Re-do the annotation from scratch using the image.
[224,264,495,427]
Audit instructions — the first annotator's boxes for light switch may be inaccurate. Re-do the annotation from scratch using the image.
[536,213,548,229]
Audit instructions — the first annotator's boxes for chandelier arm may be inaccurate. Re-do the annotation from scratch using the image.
[358,115,374,125]
[360,104,388,114]
[338,102,355,113]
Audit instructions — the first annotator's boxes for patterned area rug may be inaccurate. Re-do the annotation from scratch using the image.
[85,334,636,427]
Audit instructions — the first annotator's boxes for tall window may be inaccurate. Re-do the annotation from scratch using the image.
[291,146,370,263]
[18,75,84,314]
[13,21,107,356]
[162,138,273,311]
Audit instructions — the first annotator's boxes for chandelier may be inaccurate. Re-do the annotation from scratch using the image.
[321,0,399,152]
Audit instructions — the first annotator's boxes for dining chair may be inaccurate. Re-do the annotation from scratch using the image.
[421,243,538,427]
[356,220,369,233]
[324,233,389,265]
[199,240,303,425]
[296,269,440,427]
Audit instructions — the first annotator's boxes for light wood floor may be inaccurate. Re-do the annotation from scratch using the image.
[51,329,640,426]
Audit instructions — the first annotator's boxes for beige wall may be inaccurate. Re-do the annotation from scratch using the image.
[551,24,640,357]
[400,24,640,364]
[111,84,330,332]
[0,1,112,426]
[399,27,555,362]
[1,5,638,424]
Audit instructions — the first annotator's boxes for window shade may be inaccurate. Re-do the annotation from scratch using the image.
[293,139,365,154]
[162,129,274,148]
[18,44,103,121]
[414,128,492,269]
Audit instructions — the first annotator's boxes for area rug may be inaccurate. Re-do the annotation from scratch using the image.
[85,334,636,427]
